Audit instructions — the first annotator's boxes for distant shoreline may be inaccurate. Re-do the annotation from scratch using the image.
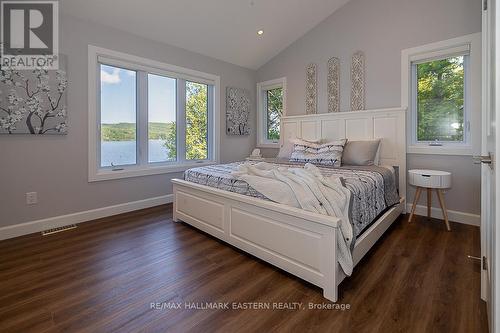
[101,122,174,141]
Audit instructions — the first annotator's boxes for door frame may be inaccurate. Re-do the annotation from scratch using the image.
[482,0,500,331]
[494,0,500,330]
[481,0,492,303]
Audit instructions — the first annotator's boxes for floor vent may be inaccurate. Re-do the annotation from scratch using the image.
[41,224,77,236]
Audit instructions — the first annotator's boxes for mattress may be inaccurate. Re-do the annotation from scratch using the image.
[184,161,400,239]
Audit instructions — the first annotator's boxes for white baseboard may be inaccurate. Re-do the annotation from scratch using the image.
[0,194,174,241]
[406,203,480,226]
[0,196,478,241]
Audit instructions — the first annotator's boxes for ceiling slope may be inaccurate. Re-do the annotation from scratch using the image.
[61,0,350,69]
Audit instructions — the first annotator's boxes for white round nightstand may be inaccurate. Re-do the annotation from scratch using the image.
[408,169,452,231]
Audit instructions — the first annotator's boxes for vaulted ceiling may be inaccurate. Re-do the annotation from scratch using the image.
[61,0,350,69]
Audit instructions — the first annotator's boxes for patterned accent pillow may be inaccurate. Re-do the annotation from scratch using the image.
[277,138,321,159]
[290,139,347,166]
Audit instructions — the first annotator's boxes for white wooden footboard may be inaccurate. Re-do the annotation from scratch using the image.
[172,179,341,302]
[172,179,404,302]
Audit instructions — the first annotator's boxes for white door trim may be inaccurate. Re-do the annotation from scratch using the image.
[494,0,500,330]
[481,1,499,332]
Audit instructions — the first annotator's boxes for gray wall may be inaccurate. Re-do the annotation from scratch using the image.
[257,0,482,215]
[0,0,483,229]
[0,14,256,228]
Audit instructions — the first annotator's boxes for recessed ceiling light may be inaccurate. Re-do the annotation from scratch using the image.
[257,30,264,36]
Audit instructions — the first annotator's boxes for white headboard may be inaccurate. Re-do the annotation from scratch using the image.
[280,107,407,202]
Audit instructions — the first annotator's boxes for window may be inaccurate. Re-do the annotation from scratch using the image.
[257,78,286,147]
[412,55,468,145]
[402,34,480,155]
[185,81,209,160]
[147,73,176,163]
[266,87,283,141]
[88,46,220,181]
[100,64,137,167]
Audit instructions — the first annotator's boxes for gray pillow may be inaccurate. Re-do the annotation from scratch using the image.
[342,140,381,166]
[277,140,295,159]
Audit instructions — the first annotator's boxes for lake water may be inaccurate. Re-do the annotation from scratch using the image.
[101,139,172,166]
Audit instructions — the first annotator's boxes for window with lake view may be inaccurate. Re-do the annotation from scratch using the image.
[100,64,137,167]
[148,73,176,163]
[92,47,218,180]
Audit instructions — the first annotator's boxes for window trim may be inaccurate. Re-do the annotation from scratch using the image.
[256,77,287,148]
[401,33,481,156]
[88,45,220,182]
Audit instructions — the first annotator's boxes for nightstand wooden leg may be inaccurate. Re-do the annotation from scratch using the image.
[436,189,451,231]
[409,187,422,223]
[427,188,432,218]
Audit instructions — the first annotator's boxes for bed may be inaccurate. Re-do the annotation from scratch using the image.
[184,162,400,240]
[172,107,406,302]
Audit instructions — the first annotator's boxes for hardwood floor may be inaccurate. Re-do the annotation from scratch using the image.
[0,204,488,333]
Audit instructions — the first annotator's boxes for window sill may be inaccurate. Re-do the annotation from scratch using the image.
[407,145,473,156]
[257,142,280,149]
[89,160,217,182]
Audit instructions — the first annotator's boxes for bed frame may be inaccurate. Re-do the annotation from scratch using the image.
[172,107,406,302]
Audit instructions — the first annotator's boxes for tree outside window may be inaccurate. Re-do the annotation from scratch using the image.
[416,56,465,142]
[266,87,283,141]
[165,81,208,160]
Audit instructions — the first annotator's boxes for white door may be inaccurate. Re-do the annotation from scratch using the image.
[480,0,498,331]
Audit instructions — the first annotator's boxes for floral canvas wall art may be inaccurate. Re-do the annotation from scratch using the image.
[226,86,250,135]
[0,61,68,135]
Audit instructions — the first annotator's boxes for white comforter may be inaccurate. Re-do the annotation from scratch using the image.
[232,162,354,275]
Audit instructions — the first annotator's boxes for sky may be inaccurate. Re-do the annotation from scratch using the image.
[100,64,176,124]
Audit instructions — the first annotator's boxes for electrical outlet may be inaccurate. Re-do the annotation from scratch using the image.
[26,192,38,205]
